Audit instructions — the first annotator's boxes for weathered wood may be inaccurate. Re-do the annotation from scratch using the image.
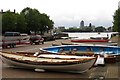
[105,64,119,78]
[89,66,107,79]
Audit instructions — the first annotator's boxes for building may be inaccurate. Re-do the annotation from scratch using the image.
[58,26,65,31]
[89,23,92,27]
[53,26,65,33]
[80,20,84,28]
[0,9,16,14]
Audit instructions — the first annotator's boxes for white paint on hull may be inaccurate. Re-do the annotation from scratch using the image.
[1,52,96,73]
[2,57,96,72]
[67,32,118,39]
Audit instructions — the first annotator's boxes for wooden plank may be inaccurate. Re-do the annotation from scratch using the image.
[89,66,107,79]
[105,64,119,78]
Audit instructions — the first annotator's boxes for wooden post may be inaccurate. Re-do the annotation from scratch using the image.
[118,33,120,46]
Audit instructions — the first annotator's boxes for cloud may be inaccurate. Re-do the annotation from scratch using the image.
[0,0,119,27]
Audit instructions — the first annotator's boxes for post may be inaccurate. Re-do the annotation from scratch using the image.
[118,33,120,46]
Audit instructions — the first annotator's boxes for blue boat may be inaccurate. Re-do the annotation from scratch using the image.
[40,45,120,56]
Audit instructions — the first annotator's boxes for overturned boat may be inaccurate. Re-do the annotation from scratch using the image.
[0,51,97,73]
[71,39,109,43]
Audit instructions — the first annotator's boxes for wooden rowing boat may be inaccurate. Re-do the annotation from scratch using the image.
[0,51,97,73]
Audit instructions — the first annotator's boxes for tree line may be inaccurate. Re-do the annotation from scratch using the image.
[62,6,120,33]
[2,7,120,34]
[61,26,107,32]
[2,7,54,34]
[113,8,120,33]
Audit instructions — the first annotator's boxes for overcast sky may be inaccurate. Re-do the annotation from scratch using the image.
[0,0,120,28]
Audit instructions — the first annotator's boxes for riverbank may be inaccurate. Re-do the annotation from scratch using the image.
[1,39,120,79]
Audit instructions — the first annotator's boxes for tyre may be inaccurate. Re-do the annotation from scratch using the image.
[35,42,39,45]
[12,43,16,48]
[42,41,44,44]
[2,45,7,49]
[30,42,33,45]
[9,44,12,48]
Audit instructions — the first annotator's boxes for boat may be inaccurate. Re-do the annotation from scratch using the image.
[71,39,109,43]
[40,45,120,56]
[61,42,75,45]
[90,36,108,40]
[0,51,97,73]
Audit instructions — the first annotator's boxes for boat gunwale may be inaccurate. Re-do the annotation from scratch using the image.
[2,56,96,65]
[40,45,120,55]
[1,51,97,65]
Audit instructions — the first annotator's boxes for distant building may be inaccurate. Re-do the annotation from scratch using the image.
[0,9,16,14]
[89,23,92,27]
[80,20,84,28]
[53,26,65,33]
[56,26,65,32]
[88,23,95,31]
[58,26,65,30]
[91,25,95,31]
[118,1,120,9]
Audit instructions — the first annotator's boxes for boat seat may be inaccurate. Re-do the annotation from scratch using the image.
[58,48,64,53]
[94,55,105,66]
[70,48,78,54]
[63,51,71,54]
[71,51,94,56]
[58,48,70,54]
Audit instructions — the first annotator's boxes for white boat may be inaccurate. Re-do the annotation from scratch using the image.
[0,51,97,73]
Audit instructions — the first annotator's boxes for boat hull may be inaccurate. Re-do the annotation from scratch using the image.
[71,39,109,43]
[41,45,120,55]
[1,52,97,73]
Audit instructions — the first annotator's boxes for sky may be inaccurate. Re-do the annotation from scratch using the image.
[0,0,120,28]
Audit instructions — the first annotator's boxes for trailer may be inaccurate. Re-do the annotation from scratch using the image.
[2,32,30,48]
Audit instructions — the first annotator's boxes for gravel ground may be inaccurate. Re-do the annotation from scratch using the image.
[0,39,120,79]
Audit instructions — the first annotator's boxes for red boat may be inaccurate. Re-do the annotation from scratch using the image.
[71,39,109,43]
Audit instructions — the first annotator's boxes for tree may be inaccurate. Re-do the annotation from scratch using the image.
[39,13,54,34]
[113,8,120,32]
[16,13,27,33]
[63,27,80,32]
[21,7,41,34]
[80,27,93,32]
[107,27,112,32]
[21,7,54,34]
[2,10,17,33]
[2,7,54,34]
[2,10,27,33]
[95,26,106,32]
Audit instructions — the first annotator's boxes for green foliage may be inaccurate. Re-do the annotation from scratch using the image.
[113,9,120,32]
[16,13,27,33]
[2,11,17,33]
[21,7,41,34]
[2,11,28,34]
[2,7,54,34]
[80,27,93,32]
[39,13,54,34]
[107,27,112,32]
[21,7,54,34]
[63,27,80,32]
[63,27,93,32]
[95,26,106,32]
